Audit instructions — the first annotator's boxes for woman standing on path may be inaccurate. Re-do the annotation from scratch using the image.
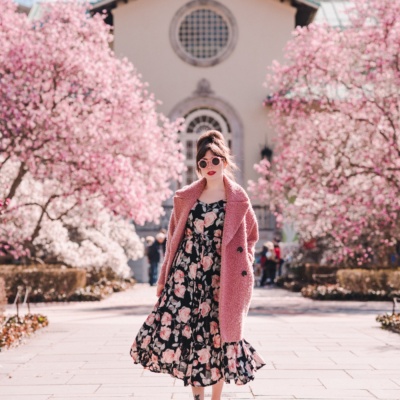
[130,130,265,400]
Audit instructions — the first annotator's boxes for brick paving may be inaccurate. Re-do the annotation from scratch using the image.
[0,284,399,400]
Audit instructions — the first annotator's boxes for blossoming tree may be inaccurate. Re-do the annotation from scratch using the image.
[249,0,400,266]
[0,0,185,273]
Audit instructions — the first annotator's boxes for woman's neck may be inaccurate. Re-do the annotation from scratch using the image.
[204,176,224,192]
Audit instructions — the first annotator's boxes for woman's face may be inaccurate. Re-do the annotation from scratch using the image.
[198,150,226,180]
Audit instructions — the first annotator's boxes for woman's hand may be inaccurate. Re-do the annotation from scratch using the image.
[156,284,164,297]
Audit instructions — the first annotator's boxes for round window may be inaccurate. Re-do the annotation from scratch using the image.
[170,1,238,67]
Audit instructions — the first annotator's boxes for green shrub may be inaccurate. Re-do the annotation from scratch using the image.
[0,265,86,303]
[0,277,6,316]
[337,268,400,294]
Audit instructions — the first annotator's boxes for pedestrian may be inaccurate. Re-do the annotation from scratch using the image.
[147,232,166,286]
[273,238,283,278]
[130,130,265,400]
[260,241,277,286]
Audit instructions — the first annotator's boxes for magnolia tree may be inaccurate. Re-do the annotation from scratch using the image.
[0,0,185,274]
[249,0,400,266]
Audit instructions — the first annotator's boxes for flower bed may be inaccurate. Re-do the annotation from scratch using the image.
[0,313,49,350]
[376,313,400,334]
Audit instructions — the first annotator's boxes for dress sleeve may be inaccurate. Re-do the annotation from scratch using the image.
[157,206,177,286]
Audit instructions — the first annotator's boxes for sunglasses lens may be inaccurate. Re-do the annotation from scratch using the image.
[199,160,207,168]
[212,157,220,166]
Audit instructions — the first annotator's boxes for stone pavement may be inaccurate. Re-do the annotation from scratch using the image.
[0,284,399,400]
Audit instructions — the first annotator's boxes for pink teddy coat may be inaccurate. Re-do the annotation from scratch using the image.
[157,174,259,343]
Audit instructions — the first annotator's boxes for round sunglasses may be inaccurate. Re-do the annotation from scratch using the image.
[197,156,224,169]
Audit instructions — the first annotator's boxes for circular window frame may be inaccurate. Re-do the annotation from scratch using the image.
[170,0,238,67]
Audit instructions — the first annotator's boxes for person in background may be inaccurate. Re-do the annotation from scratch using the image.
[274,238,283,278]
[260,241,277,286]
[147,232,166,286]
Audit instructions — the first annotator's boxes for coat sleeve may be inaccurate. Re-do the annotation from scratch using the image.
[157,206,177,286]
[245,206,259,265]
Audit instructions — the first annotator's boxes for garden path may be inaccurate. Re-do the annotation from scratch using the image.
[0,284,399,400]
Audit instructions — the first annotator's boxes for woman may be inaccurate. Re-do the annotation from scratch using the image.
[130,130,265,400]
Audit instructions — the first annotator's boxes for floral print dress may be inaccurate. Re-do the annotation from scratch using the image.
[130,199,265,387]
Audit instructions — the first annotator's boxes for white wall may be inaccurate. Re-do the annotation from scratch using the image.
[113,0,295,200]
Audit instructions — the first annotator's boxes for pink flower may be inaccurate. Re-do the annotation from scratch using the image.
[189,263,197,279]
[161,312,172,326]
[173,368,184,379]
[211,367,221,381]
[210,321,218,335]
[173,269,185,284]
[204,212,217,227]
[211,274,220,288]
[160,326,171,341]
[198,348,211,364]
[182,325,192,338]
[185,240,193,254]
[161,349,175,363]
[214,229,222,237]
[228,359,237,372]
[145,314,155,326]
[174,347,182,362]
[226,345,236,358]
[194,219,204,233]
[199,301,211,317]
[174,284,186,298]
[201,255,213,271]
[151,354,158,363]
[178,307,191,323]
[213,334,221,348]
[140,335,151,349]
[213,288,220,302]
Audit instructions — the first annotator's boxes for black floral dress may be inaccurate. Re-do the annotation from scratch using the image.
[130,199,265,387]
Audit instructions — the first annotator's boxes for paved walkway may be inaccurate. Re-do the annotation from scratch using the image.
[0,284,399,400]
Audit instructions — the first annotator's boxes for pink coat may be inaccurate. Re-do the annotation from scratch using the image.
[157,174,259,342]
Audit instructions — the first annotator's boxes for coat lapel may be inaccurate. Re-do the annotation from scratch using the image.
[173,175,249,247]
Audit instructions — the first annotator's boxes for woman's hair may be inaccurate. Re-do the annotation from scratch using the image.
[196,130,239,181]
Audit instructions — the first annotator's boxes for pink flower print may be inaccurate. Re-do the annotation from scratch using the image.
[213,288,220,302]
[185,240,193,254]
[226,345,236,358]
[140,335,151,349]
[204,211,217,227]
[161,349,175,363]
[151,354,158,363]
[178,307,191,323]
[145,314,155,326]
[182,325,192,338]
[211,274,220,288]
[173,368,184,379]
[228,359,237,372]
[211,367,221,381]
[185,227,192,237]
[198,348,211,364]
[199,301,211,317]
[174,347,182,362]
[189,263,197,279]
[246,363,253,375]
[214,229,222,237]
[161,312,172,326]
[196,335,203,343]
[201,255,213,271]
[160,326,171,341]
[174,284,186,298]
[193,218,204,233]
[234,344,243,358]
[210,321,218,335]
[213,334,221,348]
[173,269,185,284]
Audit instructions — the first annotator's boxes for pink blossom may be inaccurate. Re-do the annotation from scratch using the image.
[161,312,172,326]
[201,255,213,271]
[174,284,186,298]
[178,307,191,323]
[161,349,175,364]
[197,348,211,364]
[193,219,204,233]
[204,212,217,227]
[160,326,171,341]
